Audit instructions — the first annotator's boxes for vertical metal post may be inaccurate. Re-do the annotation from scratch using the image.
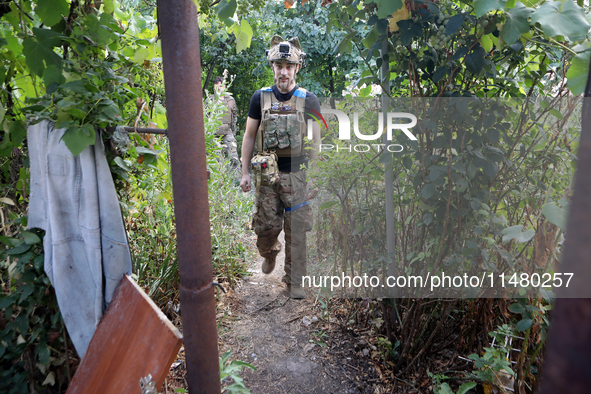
[539,60,591,393]
[158,1,221,392]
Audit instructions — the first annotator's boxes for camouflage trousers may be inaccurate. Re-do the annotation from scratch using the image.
[252,170,312,287]
[220,133,239,166]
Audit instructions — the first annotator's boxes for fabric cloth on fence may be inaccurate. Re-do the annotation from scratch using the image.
[27,120,132,358]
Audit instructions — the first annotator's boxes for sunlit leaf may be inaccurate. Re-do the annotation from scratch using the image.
[375,0,403,19]
[388,2,409,32]
[104,0,115,13]
[133,47,151,64]
[233,20,253,53]
[531,0,590,42]
[566,51,590,95]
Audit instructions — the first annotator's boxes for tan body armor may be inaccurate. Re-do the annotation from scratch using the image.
[257,87,307,157]
[215,94,236,136]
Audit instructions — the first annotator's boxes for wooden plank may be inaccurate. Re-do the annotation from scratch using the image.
[66,275,183,394]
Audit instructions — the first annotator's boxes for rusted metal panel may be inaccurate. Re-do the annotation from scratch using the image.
[539,63,591,393]
[157,0,221,392]
[66,275,182,394]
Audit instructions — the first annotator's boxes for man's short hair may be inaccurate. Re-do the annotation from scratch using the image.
[214,76,224,84]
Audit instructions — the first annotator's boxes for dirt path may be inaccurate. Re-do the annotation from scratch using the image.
[217,232,364,394]
[164,232,393,393]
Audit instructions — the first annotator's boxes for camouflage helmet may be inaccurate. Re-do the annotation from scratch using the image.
[266,35,306,66]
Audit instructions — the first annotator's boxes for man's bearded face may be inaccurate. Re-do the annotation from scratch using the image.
[272,61,298,92]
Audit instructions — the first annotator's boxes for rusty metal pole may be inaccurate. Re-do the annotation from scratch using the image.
[157,1,221,392]
[538,62,591,392]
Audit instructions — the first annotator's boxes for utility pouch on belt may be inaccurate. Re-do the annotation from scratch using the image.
[251,121,280,197]
[251,152,279,189]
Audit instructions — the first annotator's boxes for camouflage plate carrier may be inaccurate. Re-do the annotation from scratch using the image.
[215,94,236,136]
[251,87,307,197]
[258,86,307,157]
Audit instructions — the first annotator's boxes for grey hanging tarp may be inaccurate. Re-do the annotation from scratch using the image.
[27,120,132,357]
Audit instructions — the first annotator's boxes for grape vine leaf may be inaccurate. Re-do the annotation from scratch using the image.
[531,0,590,42]
[446,14,465,36]
[501,3,533,45]
[474,0,508,17]
[567,51,590,95]
[36,0,69,27]
[22,28,64,77]
[216,0,237,20]
[465,47,486,74]
[375,0,403,19]
[62,124,96,157]
[232,20,253,53]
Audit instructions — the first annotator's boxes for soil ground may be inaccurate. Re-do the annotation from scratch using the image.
[162,232,396,394]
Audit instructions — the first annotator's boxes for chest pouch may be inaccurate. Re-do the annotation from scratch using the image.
[262,112,305,153]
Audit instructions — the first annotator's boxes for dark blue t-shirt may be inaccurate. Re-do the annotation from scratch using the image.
[248,85,321,172]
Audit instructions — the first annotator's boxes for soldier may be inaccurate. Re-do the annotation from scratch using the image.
[213,76,240,167]
[240,35,320,298]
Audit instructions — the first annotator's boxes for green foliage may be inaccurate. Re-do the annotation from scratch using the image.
[232,20,254,53]
[266,1,367,96]
[0,225,74,393]
[567,51,591,95]
[541,198,569,231]
[313,96,578,299]
[320,0,591,98]
[531,0,590,41]
[219,350,256,393]
[120,94,253,309]
[203,95,254,287]
[199,16,273,132]
[374,0,404,19]
[429,372,477,394]
[217,0,238,26]
[119,134,178,306]
[1,1,164,158]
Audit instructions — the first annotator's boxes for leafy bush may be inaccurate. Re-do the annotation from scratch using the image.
[1,223,75,393]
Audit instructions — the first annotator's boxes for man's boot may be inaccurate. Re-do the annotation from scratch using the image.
[261,242,281,274]
[290,285,306,299]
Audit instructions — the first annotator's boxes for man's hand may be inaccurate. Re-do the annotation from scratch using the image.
[240,173,252,192]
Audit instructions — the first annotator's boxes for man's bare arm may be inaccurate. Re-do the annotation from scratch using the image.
[240,116,260,192]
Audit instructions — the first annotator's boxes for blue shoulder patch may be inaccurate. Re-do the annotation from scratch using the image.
[293,89,307,98]
[261,87,272,92]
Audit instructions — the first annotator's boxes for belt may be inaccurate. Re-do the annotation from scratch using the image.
[285,200,310,212]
